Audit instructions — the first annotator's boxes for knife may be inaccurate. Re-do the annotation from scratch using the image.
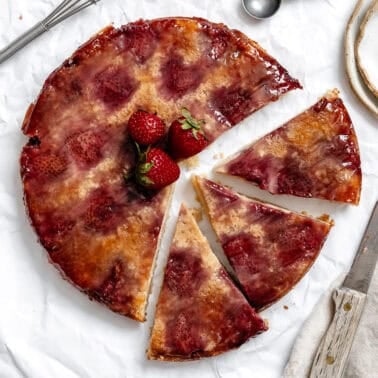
[310,201,378,378]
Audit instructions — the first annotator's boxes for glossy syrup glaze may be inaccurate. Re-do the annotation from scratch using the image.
[193,177,332,311]
[218,95,361,204]
[20,17,300,321]
[149,205,266,361]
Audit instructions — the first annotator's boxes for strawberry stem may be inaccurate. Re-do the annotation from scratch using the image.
[179,108,206,140]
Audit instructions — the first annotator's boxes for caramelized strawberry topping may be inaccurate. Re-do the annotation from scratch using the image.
[211,86,254,125]
[83,189,122,233]
[166,311,204,356]
[165,250,207,297]
[95,66,138,108]
[38,214,75,252]
[91,260,132,306]
[118,22,158,63]
[65,129,108,167]
[160,54,204,99]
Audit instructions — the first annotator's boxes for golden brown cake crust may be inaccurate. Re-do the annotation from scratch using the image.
[148,205,267,361]
[20,17,300,321]
[193,176,332,311]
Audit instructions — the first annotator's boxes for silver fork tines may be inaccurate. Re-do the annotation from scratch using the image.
[0,0,100,64]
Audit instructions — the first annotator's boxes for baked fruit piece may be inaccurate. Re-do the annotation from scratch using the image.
[193,176,333,311]
[20,17,300,322]
[217,91,362,204]
[148,204,267,361]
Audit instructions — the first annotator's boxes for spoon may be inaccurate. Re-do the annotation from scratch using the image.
[242,0,282,19]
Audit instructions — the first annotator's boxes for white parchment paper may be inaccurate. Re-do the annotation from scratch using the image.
[0,1,377,377]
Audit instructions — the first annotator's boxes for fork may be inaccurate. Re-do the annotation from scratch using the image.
[0,0,100,65]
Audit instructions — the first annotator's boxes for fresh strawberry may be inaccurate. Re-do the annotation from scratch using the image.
[134,146,180,190]
[168,108,209,159]
[128,110,166,145]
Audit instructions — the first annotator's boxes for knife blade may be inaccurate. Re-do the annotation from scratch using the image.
[343,201,378,293]
[310,201,378,378]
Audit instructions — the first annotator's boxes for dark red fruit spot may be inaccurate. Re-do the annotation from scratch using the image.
[222,234,262,276]
[160,54,204,99]
[166,312,203,356]
[165,250,206,297]
[204,179,239,206]
[220,304,266,346]
[118,22,158,63]
[277,160,313,197]
[70,79,83,97]
[323,135,360,171]
[228,154,274,189]
[271,221,322,266]
[94,66,138,108]
[203,27,230,60]
[91,260,132,305]
[210,85,253,125]
[27,152,68,178]
[247,201,283,222]
[83,189,121,233]
[38,214,75,252]
[65,129,108,166]
[312,97,328,113]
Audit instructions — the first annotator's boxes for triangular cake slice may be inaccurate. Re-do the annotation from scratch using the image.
[217,91,362,204]
[193,176,332,310]
[148,204,267,361]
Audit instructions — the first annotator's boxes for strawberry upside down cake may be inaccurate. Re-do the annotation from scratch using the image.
[20,17,300,323]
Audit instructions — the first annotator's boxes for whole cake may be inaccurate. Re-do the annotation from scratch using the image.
[20,17,300,322]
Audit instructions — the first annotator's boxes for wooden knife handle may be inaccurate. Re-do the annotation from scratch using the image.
[309,287,367,378]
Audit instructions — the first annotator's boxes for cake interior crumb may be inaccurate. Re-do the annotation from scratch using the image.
[182,156,199,170]
[190,207,203,222]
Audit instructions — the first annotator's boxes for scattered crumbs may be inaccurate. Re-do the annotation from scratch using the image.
[213,152,225,160]
[319,213,334,225]
[190,207,203,222]
[283,305,289,310]
[182,156,199,170]
[325,88,339,100]
[19,14,23,20]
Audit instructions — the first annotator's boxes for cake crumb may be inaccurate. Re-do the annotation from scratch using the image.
[283,305,289,310]
[19,14,23,20]
[190,207,203,222]
[318,213,334,225]
[182,156,199,170]
[325,88,340,100]
[213,152,225,160]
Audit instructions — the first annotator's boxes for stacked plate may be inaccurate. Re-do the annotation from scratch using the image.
[345,0,378,117]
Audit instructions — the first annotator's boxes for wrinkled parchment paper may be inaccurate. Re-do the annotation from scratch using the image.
[0,1,377,377]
